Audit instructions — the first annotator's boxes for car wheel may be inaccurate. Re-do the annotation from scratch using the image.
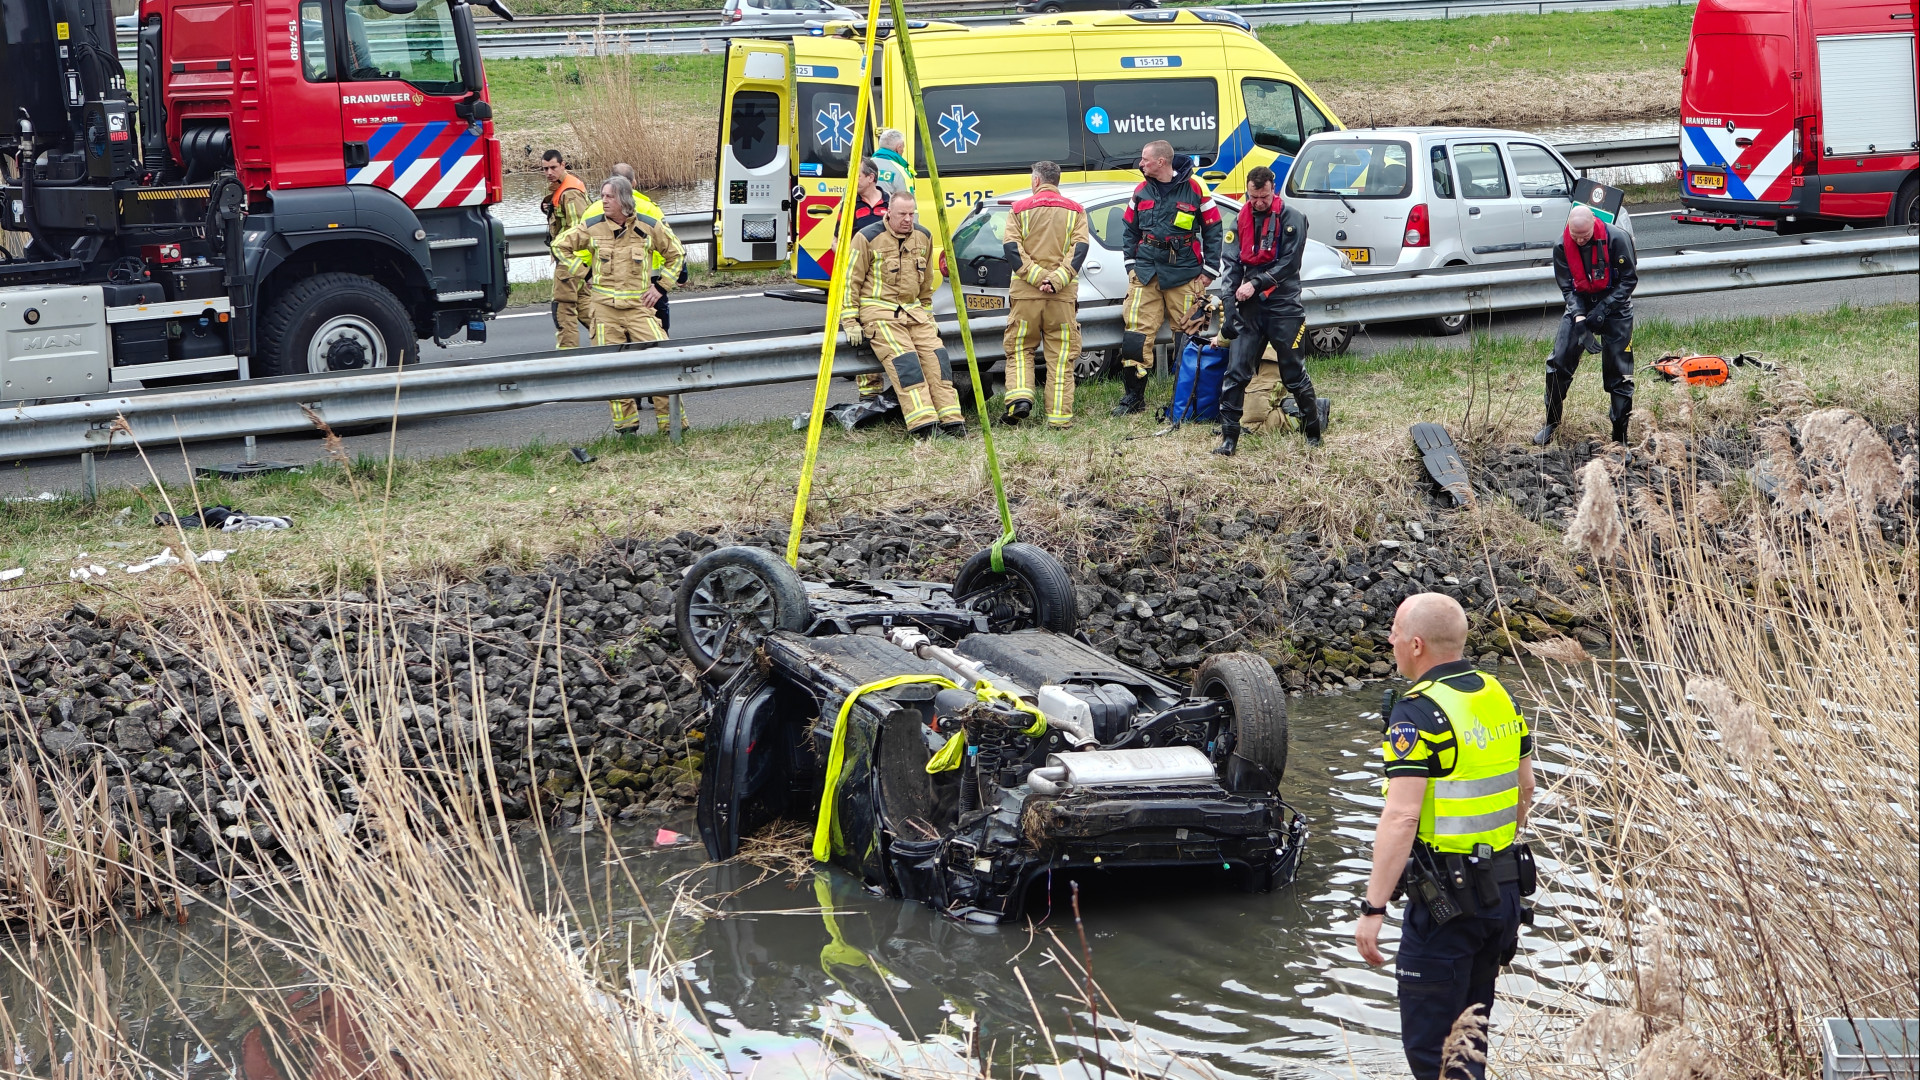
[1127,0,1152,7]
[1305,324,1352,357]
[1429,312,1468,337]
[1073,348,1116,382]
[953,542,1078,635]
[1890,176,1918,227]
[1194,653,1289,791]
[254,272,417,379]
[1039,2,1061,10]
[675,546,812,682]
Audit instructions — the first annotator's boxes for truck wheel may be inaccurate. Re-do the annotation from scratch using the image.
[676,546,812,682]
[254,273,418,379]
[1306,324,1352,357]
[1892,176,1919,227]
[953,542,1077,635]
[1194,653,1288,790]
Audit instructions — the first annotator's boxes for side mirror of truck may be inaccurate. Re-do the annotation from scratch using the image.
[454,96,492,123]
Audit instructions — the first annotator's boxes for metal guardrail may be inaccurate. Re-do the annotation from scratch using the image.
[468,0,1009,30]
[502,135,1680,266]
[4,229,1910,460]
[118,0,1688,57]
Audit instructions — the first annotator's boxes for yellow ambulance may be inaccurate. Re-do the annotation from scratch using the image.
[710,11,1343,286]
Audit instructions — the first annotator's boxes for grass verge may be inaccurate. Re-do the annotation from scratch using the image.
[1,303,1911,617]
[486,6,1693,173]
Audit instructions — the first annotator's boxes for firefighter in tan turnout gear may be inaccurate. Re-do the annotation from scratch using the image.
[539,150,592,349]
[841,193,965,439]
[1002,160,1090,429]
[551,176,688,435]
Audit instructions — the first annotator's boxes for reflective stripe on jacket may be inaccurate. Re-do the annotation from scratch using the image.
[550,213,686,309]
[841,220,937,325]
[1004,184,1091,302]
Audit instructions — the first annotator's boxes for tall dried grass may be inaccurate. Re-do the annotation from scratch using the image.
[559,36,715,190]
[1521,407,1918,1077]
[0,758,171,938]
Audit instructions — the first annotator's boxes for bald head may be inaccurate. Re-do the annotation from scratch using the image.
[610,162,637,184]
[1390,593,1469,679]
[884,191,918,235]
[1567,205,1597,243]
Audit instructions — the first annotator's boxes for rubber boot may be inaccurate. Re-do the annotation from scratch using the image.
[939,421,968,439]
[1536,374,1572,446]
[1004,399,1032,426]
[1212,422,1240,456]
[1112,369,1148,416]
[1609,393,1633,444]
[1295,387,1324,447]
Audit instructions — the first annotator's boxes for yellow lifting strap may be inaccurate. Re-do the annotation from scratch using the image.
[813,673,958,861]
[924,686,1047,774]
[785,0,1018,573]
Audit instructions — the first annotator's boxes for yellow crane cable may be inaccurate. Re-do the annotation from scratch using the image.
[786,0,887,569]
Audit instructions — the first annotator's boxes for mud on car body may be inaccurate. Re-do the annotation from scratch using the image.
[678,542,1307,923]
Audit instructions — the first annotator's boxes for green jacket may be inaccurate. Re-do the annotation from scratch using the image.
[873,147,914,202]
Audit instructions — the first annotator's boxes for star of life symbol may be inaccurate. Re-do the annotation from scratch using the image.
[937,104,981,154]
[815,103,855,155]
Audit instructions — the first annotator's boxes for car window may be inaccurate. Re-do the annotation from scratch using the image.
[728,90,782,171]
[1429,145,1453,198]
[1286,140,1411,199]
[1452,142,1510,199]
[341,0,465,93]
[952,206,1010,263]
[798,82,869,177]
[1082,78,1220,166]
[1087,201,1128,249]
[922,82,1078,177]
[1239,78,1303,155]
[1294,88,1333,142]
[1507,142,1572,199]
[299,0,331,81]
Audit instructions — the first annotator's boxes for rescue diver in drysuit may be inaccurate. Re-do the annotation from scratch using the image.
[1216,165,1323,454]
[1537,205,1638,446]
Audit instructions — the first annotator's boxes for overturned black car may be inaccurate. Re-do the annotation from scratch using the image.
[677,542,1307,923]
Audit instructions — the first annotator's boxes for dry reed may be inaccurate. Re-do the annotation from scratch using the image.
[1517,409,1917,1078]
[560,36,714,190]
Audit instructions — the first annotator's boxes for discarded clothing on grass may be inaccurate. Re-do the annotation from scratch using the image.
[793,390,902,433]
[155,506,292,531]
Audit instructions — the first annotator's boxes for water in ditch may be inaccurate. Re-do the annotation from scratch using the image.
[0,672,1621,1079]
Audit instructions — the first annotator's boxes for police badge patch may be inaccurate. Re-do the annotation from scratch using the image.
[1385,720,1420,760]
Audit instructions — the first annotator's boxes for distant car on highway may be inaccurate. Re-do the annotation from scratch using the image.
[722,0,859,26]
[1284,127,1631,334]
[1016,0,1159,12]
[115,13,135,30]
[935,182,1359,364]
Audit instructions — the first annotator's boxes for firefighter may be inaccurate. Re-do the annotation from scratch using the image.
[539,150,592,349]
[872,129,914,203]
[1357,592,1535,1080]
[575,164,689,434]
[1115,139,1223,416]
[1216,166,1323,454]
[551,176,687,435]
[1001,160,1089,429]
[1537,205,1638,446]
[840,192,965,439]
[848,158,891,403]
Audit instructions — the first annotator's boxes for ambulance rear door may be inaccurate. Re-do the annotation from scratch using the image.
[791,35,871,286]
[715,41,796,269]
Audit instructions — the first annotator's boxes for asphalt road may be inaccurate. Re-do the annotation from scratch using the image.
[5,210,1915,497]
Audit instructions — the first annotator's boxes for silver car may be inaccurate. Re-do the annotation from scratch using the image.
[1285,126,1633,335]
[935,182,1359,371]
[722,0,860,27]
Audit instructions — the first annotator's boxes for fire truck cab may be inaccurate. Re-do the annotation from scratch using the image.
[1677,0,1918,232]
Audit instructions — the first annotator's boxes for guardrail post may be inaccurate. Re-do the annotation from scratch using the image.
[668,394,684,445]
[81,451,97,502]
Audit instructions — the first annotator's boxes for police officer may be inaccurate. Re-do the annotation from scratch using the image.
[1537,205,1638,446]
[1357,592,1535,1080]
[1216,165,1323,455]
[840,192,965,439]
[551,176,687,435]
[539,150,592,349]
[1001,160,1090,429]
[1116,139,1223,416]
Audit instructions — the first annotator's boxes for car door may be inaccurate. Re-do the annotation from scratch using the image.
[1449,140,1527,263]
[714,41,796,269]
[1506,140,1576,253]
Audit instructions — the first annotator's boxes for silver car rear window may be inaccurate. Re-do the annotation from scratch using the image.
[1287,141,1413,200]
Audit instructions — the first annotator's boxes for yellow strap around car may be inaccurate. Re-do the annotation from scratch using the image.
[813,673,958,861]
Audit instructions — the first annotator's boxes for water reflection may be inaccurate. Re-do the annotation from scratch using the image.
[1,676,1627,1078]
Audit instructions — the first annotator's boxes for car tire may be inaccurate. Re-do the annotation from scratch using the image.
[1072,348,1117,383]
[1428,312,1468,337]
[1305,324,1352,357]
[254,272,417,379]
[1194,653,1289,790]
[1127,0,1152,7]
[953,542,1078,635]
[1039,2,1061,10]
[1889,176,1918,227]
[675,546,812,682]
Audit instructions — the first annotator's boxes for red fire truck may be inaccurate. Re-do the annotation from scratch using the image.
[1676,0,1917,232]
[0,0,509,404]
